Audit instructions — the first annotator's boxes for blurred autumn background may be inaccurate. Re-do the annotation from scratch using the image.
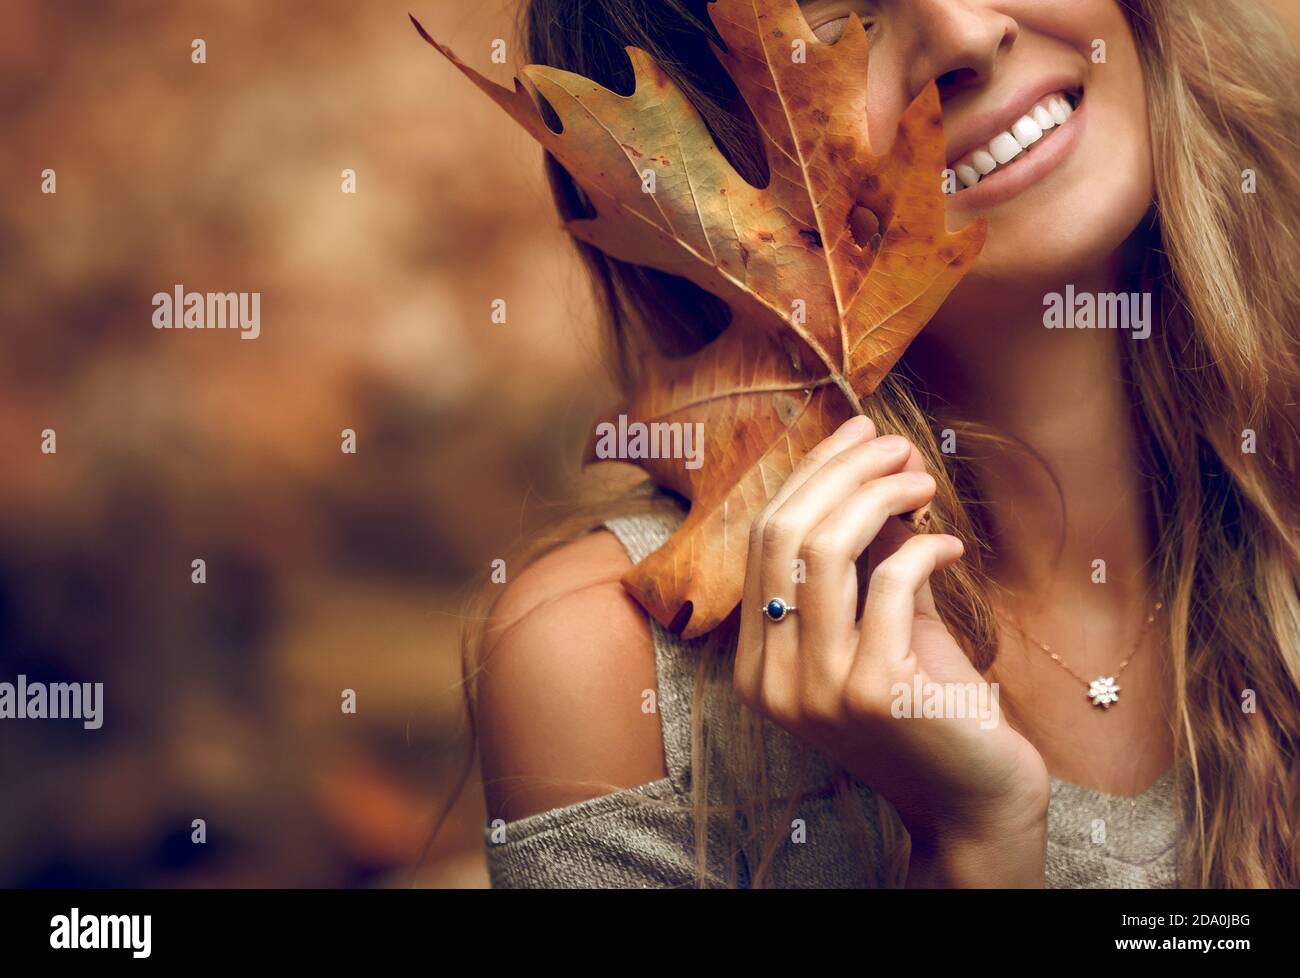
[0,0,624,887]
[3,0,1299,890]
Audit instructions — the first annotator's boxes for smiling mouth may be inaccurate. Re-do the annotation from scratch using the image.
[949,89,1082,190]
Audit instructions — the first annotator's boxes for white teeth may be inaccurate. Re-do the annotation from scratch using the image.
[1011,115,1044,148]
[951,91,1077,189]
[989,132,1022,164]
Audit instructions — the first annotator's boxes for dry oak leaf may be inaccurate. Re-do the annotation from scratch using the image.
[414,0,985,638]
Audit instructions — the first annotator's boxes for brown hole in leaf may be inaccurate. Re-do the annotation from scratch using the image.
[848,204,884,251]
[798,228,823,250]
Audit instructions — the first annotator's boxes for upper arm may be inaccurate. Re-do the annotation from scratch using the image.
[475,529,669,823]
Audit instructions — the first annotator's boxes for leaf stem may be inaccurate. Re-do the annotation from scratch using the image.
[833,374,865,416]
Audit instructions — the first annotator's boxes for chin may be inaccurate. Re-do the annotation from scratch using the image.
[946,172,1155,317]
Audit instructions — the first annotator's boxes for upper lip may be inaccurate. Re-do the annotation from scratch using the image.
[944,75,1082,167]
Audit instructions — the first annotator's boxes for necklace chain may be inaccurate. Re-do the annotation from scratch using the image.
[1003,600,1164,709]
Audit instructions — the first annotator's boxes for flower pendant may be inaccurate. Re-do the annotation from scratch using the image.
[1088,676,1121,709]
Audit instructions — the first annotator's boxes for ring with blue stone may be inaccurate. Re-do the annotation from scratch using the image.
[763,597,797,622]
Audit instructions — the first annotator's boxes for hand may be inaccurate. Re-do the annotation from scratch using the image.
[733,415,1050,885]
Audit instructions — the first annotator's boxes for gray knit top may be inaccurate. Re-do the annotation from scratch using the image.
[485,508,1182,888]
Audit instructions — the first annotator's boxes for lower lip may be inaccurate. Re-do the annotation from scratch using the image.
[947,97,1087,209]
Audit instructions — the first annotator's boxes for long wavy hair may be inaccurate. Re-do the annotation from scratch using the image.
[455,0,1300,888]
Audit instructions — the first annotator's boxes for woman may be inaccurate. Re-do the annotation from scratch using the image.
[463,0,1300,887]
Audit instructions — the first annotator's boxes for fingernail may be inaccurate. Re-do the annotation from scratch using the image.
[839,415,871,436]
[869,434,908,452]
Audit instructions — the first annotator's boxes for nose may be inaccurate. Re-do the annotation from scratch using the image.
[902,0,1019,102]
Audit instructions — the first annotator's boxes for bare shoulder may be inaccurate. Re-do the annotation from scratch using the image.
[476,528,668,823]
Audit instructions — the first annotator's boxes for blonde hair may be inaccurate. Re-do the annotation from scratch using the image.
[457,0,1300,888]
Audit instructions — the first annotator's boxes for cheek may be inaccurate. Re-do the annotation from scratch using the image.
[1057,0,1155,228]
[864,53,907,155]
[1083,90,1154,243]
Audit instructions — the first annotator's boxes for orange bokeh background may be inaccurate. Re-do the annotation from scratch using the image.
[0,0,619,887]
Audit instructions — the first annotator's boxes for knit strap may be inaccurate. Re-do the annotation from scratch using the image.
[603,509,698,798]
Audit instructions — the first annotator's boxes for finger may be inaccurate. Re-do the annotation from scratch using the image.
[737,414,877,699]
[760,434,914,622]
[763,414,878,516]
[805,471,937,567]
[742,414,876,625]
[756,436,915,682]
[854,533,964,670]
[867,439,931,551]
[769,434,914,538]
[796,471,939,689]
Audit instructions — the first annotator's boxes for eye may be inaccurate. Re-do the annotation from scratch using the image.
[812,16,850,44]
[809,10,876,45]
